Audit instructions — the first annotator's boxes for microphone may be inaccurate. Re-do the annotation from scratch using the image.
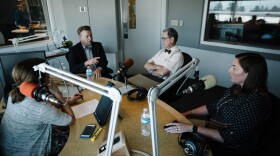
[19,82,63,105]
[113,58,134,78]
[58,40,73,49]
[180,75,216,95]
[194,66,199,81]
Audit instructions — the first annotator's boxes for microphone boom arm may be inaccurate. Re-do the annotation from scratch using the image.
[12,29,63,53]
[33,63,122,156]
[147,58,199,156]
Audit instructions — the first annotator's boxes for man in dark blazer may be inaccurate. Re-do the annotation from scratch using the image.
[67,25,112,78]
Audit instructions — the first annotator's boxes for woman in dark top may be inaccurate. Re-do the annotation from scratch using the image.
[164,52,271,156]
[15,0,30,29]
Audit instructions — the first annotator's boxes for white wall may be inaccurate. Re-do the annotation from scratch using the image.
[179,46,280,98]
[48,0,118,72]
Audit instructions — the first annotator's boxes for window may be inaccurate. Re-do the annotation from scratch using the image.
[0,0,50,48]
[201,0,280,54]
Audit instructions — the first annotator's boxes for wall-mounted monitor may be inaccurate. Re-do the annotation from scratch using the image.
[0,51,46,104]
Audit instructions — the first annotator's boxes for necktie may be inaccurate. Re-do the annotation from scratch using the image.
[165,49,171,54]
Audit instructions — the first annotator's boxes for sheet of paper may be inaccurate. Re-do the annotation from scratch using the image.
[118,85,135,95]
[71,99,99,119]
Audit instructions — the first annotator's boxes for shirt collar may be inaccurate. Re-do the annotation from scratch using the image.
[164,46,179,54]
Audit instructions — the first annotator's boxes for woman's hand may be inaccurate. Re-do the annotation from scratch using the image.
[164,122,193,134]
[182,110,193,118]
[67,93,83,105]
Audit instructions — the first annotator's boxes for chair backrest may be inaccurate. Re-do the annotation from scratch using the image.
[65,52,70,62]
[256,92,280,155]
[182,52,192,67]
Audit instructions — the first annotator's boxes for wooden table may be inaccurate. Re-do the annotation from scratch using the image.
[0,77,211,156]
[59,77,211,156]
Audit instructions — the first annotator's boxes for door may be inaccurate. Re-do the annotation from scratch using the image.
[119,0,166,75]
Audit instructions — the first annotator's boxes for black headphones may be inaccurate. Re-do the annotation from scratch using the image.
[178,132,208,156]
[127,87,148,101]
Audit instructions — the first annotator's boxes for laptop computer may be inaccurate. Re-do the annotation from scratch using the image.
[93,81,115,126]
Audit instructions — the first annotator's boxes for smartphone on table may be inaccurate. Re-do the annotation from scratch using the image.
[80,124,96,138]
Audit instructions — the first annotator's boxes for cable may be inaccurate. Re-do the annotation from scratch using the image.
[50,28,58,49]
[130,149,151,156]
[46,58,69,105]
[176,67,195,96]
[46,43,49,52]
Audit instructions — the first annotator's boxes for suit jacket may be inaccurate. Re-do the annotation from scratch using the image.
[67,42,109,75]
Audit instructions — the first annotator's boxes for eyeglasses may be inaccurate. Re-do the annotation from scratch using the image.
[161,37,170,40]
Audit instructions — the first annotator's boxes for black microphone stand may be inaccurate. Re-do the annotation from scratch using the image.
[194,69,199,82]
[111,71,126,121]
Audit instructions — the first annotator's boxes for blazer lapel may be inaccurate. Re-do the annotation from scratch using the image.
[78,42,87,61]
[91,42,97,57]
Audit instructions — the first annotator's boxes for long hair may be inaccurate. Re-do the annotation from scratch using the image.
[232,52,268,96]
[9,58,45,103]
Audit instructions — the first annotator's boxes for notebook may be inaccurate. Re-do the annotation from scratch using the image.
[127,74,159,90]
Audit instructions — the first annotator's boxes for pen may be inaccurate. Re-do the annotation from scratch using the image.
[79,94,84,100]
[76,86,84,100]
[91,127,102,141]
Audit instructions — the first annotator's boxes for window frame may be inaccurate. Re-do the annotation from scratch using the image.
[200,0,280,55]
[0,0,57,53]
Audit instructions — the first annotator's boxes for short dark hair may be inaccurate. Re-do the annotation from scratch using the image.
[77,25,91,36]
[163,28,178,43]
[235,52,268,93]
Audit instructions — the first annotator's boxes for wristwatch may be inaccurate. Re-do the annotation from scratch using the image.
[192,125,198,133]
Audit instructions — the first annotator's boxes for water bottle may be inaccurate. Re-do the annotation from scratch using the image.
[141,108,150,136]
[86,66,93,80]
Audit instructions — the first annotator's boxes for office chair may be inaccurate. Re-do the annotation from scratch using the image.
[256,92,280,156]
[158,52,193,104]
[182,52,192,67]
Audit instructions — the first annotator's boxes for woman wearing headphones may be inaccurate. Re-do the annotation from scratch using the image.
[164,52,272,156]
[0,58,82,155]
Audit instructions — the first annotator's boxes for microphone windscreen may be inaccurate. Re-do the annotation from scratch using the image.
[63,40,73,48]
[200,75,216,90]
[65,40,73,47]
[19,81,38,98]
[123,58,134,69]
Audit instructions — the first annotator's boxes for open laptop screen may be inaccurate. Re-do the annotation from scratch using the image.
[93,81,116,126]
